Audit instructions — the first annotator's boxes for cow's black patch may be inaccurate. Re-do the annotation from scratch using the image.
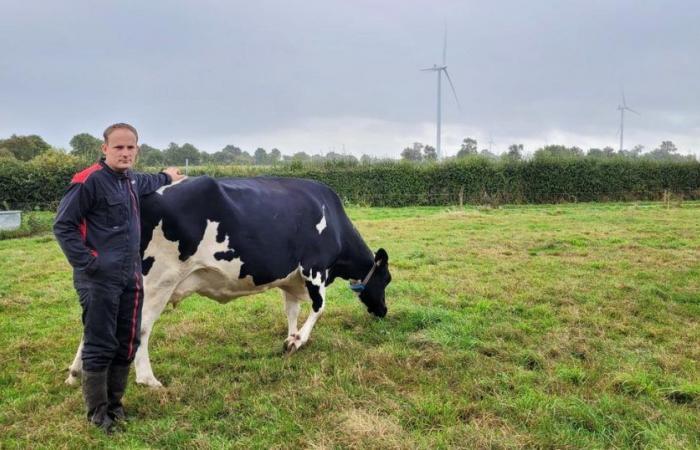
[138,176,391,316]
[142,256,155,276]
[305,281,324,312]
[214,250,236,261]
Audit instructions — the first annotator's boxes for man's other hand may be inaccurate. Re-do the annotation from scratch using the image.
[162,167,185,182]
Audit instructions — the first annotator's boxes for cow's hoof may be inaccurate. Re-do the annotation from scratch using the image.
[136,376,163,388]
[284,334,302,355]
[65,369,80,386]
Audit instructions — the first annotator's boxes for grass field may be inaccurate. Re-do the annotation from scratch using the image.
[1,203,699,449]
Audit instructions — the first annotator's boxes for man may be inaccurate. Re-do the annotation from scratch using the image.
[54,123,184,432]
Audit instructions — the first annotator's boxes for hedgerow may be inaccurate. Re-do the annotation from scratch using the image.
[1,157,699,209]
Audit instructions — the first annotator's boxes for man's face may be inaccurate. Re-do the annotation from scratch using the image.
[102,129,139,172]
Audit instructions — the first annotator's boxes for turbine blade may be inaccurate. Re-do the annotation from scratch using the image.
[622,88,627,107]
[626,107,640,115]
[443,68,461,110]
[421,66,438,71]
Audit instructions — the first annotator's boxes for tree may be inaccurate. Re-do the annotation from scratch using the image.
[181,143,201,165]
[645,141,686,160]
[625,144,645,158]
[269,148,281,165]
[209,144,242,164]
[587,147,615,158]
[292,151,310,161]
[138,144,164,166]
[658,141,678,154]
[163,142,201,165]
[360,154,375,164]
[423,145,437,161]
[30,148,77,166]
[0,134,51,161]
[401,142,424,161]
[0,147,16,160]
[456,138,478,158]
[325,151,342,161]
[534,145,584,159]
[503,144,523,161]
[238,151,254,165]
[69,133,102,162]
[324,151,358,164]
[254,147,268,165]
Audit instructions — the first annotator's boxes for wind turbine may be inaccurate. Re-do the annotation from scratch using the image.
[421,27,461,160]
[617,90,639,152]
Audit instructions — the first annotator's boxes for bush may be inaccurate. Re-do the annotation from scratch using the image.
[1,158,700,209]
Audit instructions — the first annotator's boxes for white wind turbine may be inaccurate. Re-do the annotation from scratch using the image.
[421,28,461,160]
[617,90,639,152]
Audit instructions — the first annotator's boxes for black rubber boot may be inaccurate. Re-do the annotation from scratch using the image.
[82,369,114,433]
[107,364,130,421]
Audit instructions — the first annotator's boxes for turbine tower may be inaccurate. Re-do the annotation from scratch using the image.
[421,27,460,160]
[617,90,639,152]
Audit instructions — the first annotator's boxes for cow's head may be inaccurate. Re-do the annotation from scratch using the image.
[358,248,391,318]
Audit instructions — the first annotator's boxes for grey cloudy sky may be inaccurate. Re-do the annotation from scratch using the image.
[2,0,699,157]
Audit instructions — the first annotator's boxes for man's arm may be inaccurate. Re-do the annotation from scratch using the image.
[53,182,98,274]
[132,167,184,196]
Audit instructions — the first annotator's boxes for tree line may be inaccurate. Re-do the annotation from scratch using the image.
[0,132,695,166]
[401,138,696,162]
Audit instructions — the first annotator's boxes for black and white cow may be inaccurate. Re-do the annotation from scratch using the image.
[66,176,391,387]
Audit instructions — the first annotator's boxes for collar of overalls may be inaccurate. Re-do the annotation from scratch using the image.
[99,157,132,180]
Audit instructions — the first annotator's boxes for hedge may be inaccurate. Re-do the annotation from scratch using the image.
[2,158,699,209]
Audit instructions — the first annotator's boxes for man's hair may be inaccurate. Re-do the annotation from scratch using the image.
[103,123,139,143]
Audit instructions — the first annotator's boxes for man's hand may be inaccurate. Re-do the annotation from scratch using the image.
[162,167,185,182]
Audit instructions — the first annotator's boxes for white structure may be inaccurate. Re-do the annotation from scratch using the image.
[421,28,460,160]
[0,211,21,231]
[618,90,639,152]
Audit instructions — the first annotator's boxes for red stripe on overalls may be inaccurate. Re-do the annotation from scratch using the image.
[127,177,142,359]
[73,164,102,257]
[127,270,141,359]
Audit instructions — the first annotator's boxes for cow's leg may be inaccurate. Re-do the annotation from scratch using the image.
[289,280,326,353]
[133,288,173,388]
[65,338,84,385]
[283,290,302,353]
[66,282,90,385]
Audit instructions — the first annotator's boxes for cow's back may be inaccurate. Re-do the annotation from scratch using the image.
[140,176,350,286]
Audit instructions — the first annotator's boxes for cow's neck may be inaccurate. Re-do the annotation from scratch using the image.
[332,233,375,281]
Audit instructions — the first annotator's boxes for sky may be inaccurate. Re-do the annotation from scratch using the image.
[1,0,699,158]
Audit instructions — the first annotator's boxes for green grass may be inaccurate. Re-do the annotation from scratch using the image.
[1,202,699,448]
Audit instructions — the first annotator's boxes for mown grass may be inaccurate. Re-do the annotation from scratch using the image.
[0,202,698,449]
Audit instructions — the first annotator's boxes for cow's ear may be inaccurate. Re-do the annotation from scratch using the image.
[375,248,388,266]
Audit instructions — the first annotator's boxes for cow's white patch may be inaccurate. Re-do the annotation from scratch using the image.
[144,219,308,305]
[133,219,321,386]
[300,265,328,288]
[156,176,187,195]
[315,205,326,234]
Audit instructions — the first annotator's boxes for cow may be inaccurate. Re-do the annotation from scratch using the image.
[66,176,391,387]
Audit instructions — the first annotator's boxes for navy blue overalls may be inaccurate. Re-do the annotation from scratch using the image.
[54,159,170,372]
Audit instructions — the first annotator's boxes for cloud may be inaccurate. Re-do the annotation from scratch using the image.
[0,0,698,156]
